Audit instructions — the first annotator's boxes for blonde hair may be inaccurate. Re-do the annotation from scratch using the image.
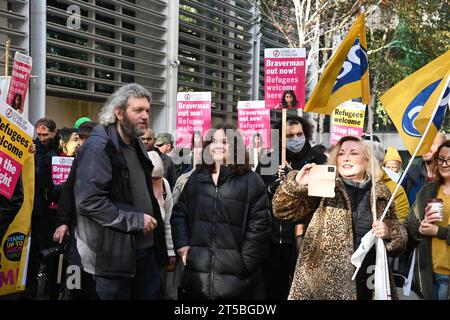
[328,136,381,181]
[147,151,164,178]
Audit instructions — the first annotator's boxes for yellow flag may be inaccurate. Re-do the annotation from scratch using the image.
[304,13,369,114]
[380,50,450,156]
[0,153,34,296]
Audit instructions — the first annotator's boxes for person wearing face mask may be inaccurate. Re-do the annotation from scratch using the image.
[255,116,327,300]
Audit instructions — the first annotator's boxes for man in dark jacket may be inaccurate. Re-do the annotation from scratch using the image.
[25,118,59,299]
[73,83,167,300]
[140,129,179,190]
[256,116,327,300]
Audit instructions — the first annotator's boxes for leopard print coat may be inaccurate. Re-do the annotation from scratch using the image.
[272,171,408,300]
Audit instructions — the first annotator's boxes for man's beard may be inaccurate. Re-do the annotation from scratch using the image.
[120,113,147,140]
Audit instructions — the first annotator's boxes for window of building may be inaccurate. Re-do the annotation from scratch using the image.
[180,26,200,38]
[47,76,87,90]
[47,60,88,75]
[122,49,135,57]
[95,0,115,11]
[122,21,135,31]
[180,14,198,25]
[96,28,115,39]
[180,5,197,14]
[122,61,135,70]
[96,13,115,25]
[95,83,114,93]
[95,56,115,66]
[95,41,115,53]
[47,45,88,61]
[47,30,88,46]
[95,69,115,80]
[122,74,135,83]
[122,8,135,17]
[180,39,200,49]
[122,35,135,44]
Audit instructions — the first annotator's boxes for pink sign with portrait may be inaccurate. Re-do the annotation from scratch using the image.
[237,101,271,149]
[264,48,306,109]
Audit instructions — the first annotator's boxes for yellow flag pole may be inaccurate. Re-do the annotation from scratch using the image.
[4,39,10,76]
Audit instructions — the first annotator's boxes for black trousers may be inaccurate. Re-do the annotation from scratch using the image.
[262,243,297,300]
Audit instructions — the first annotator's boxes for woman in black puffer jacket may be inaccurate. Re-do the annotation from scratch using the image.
[171,123,271,300]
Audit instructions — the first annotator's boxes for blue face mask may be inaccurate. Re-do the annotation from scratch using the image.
[286,136,306,153]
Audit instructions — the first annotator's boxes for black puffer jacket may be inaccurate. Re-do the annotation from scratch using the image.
[171,166,271,299]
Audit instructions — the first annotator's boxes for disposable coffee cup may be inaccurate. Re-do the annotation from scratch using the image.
[427,198,443,222]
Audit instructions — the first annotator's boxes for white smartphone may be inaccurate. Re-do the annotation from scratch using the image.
[307,165,336,198]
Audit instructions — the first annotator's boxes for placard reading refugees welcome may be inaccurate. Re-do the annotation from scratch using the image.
[330,101,366,145]
[237,101,271,149]
[264,48,306,109]
[176,92,211,148]
[0,101,34,199]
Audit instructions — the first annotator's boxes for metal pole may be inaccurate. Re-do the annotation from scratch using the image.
[29,0,47,125]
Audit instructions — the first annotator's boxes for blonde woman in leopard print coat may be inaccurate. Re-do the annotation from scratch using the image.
[273,136,407,300]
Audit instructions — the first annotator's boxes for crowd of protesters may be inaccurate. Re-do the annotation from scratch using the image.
[0,83,448,301]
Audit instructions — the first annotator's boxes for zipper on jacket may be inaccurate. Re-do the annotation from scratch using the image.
[279,224,282,244]
[209,186,219,298]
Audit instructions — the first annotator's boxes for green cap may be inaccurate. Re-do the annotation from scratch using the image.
[155,133,173,146]
[74,117,92,129]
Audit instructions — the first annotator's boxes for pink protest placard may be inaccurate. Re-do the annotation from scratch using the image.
[237,101,271,149]
[329,101,366,145]
[0,102,34,199]
[0,154,21,200]
[6,52,32,113]
[176,92,211,148]
[51,157,74,185]
[264,48,306,109]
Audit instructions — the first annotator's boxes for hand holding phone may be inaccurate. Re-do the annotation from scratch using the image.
[295,163,316,186]
[307,165,336,198]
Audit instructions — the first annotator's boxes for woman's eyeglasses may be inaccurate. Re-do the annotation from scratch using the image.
[437,157,450,166]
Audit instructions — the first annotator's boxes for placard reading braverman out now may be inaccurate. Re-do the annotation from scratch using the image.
[0,101,34,199]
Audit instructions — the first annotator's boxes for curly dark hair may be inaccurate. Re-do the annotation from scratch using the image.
[274,116,314,142]
[35,117,57,131]
[197,123,251,175]
[280,89,298,108]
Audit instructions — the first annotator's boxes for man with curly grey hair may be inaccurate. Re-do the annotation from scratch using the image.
[73,83,168,299]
